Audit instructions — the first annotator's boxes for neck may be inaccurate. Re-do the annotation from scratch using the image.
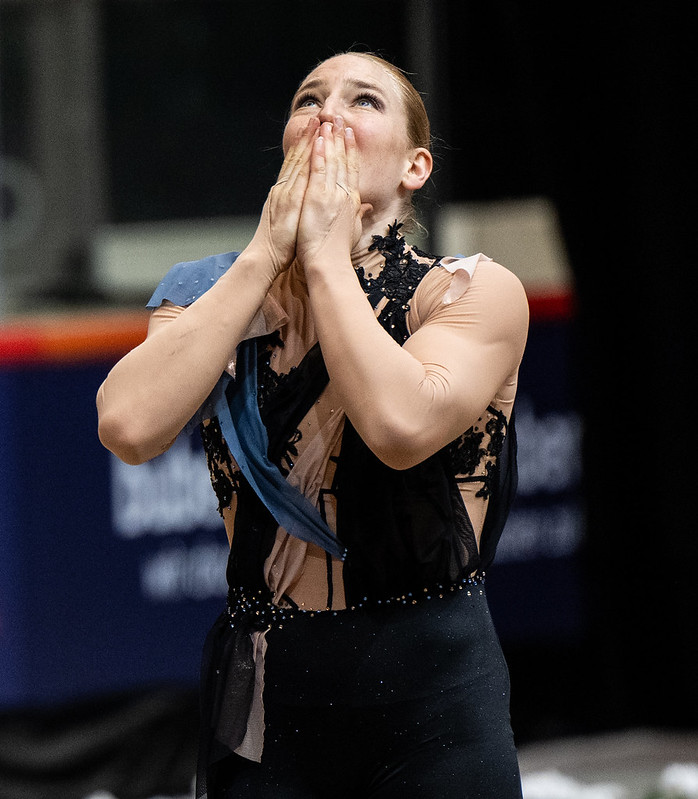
[352,213,407,261]
[353,194,411,252]
[351,219,407,271]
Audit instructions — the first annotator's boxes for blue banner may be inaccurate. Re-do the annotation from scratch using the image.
[0,311,583,708]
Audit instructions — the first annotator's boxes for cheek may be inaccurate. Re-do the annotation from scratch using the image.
[282,118,305,156]
[281,124,293,156]
[349,129,383,173]
[354,132,408,182]
[352,123,406,161]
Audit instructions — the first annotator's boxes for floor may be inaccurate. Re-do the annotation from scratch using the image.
[518,728,698,797]
[78,727,698,799]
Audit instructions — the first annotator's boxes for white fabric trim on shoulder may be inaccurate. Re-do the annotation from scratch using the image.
[439,253,493,305]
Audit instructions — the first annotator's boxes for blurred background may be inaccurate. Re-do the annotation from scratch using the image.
[0,1,695,797]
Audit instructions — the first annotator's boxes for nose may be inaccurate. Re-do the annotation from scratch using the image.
[317,96,340,124]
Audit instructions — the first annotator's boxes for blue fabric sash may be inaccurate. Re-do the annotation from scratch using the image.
[212,339,346,561]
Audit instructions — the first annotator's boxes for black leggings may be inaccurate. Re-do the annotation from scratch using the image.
[213,584,522,799]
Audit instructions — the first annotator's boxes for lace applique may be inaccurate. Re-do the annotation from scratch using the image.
[255,331,305,477]
[200,418,242,516]
[447,406,508,499]
[355,221,441,343]
[256,332,291,410]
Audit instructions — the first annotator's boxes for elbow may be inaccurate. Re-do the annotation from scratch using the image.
[361,416,429,471]
[97,412,160,465]
[376,450,424,471]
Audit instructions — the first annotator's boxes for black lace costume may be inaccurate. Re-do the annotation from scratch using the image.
[146,224,524,799]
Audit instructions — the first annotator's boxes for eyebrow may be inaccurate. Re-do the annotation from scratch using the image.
[294,77,389,98]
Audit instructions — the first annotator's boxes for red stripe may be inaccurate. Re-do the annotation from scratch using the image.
[1,292,576,367]
[0,312,150,366]
[0,332,43,364]
[527,290,575,321]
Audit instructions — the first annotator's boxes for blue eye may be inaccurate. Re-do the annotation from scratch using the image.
[295,93,319,109]
[355,93,381,109]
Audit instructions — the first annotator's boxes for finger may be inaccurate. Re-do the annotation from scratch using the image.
[277,117,319,184]
[318,120,338,190]
[345,126,360,195]
[288,118,319,175]
[333,116,349,193]
[286,117,318,163]
[285,122,318,192]
[308,131,327,184]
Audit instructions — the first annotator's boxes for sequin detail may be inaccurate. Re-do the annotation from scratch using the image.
[200,418,242,515]
[226,573,487,629]
[256,331,289,411]
[255,332,303,475]
[448,405,508,499]
[355,221,441,343]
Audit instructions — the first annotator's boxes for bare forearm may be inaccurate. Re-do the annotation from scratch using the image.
[304,253,527,470]
[97,249,273,463]
[305,257,435,468]
[98,115,322,464]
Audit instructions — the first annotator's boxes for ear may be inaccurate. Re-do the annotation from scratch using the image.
[401,148,433,191]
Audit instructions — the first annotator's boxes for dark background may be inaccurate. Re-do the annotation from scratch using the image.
[100,0,696,736]
[1,1,695,795]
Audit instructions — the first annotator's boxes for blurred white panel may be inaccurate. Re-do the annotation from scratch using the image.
[435,197,573,293]
[92,216,258,297]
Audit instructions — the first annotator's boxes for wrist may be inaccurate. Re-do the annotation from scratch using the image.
[239,239,288,287]
[230,245,281,294]
[300,244,353,280]
[303,256,359,302]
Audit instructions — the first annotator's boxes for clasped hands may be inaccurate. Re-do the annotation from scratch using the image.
[249,116,372,280]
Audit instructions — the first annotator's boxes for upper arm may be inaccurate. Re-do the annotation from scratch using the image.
[96,301,188,463]
[402,261,528,449]
[146,300,187,336]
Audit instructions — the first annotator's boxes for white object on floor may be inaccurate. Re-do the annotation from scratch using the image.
[522,770,628,799]
[658,763,698,798]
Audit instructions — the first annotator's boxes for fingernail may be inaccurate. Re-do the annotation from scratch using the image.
[345,127,354,140]
[335,115,344,129]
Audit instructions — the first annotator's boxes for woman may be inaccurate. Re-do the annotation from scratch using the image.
[97,52,528,799]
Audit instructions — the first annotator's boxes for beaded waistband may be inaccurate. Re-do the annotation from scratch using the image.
[226,572,486,631]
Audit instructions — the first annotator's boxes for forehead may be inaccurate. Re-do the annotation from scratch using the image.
[297,54,402,100]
